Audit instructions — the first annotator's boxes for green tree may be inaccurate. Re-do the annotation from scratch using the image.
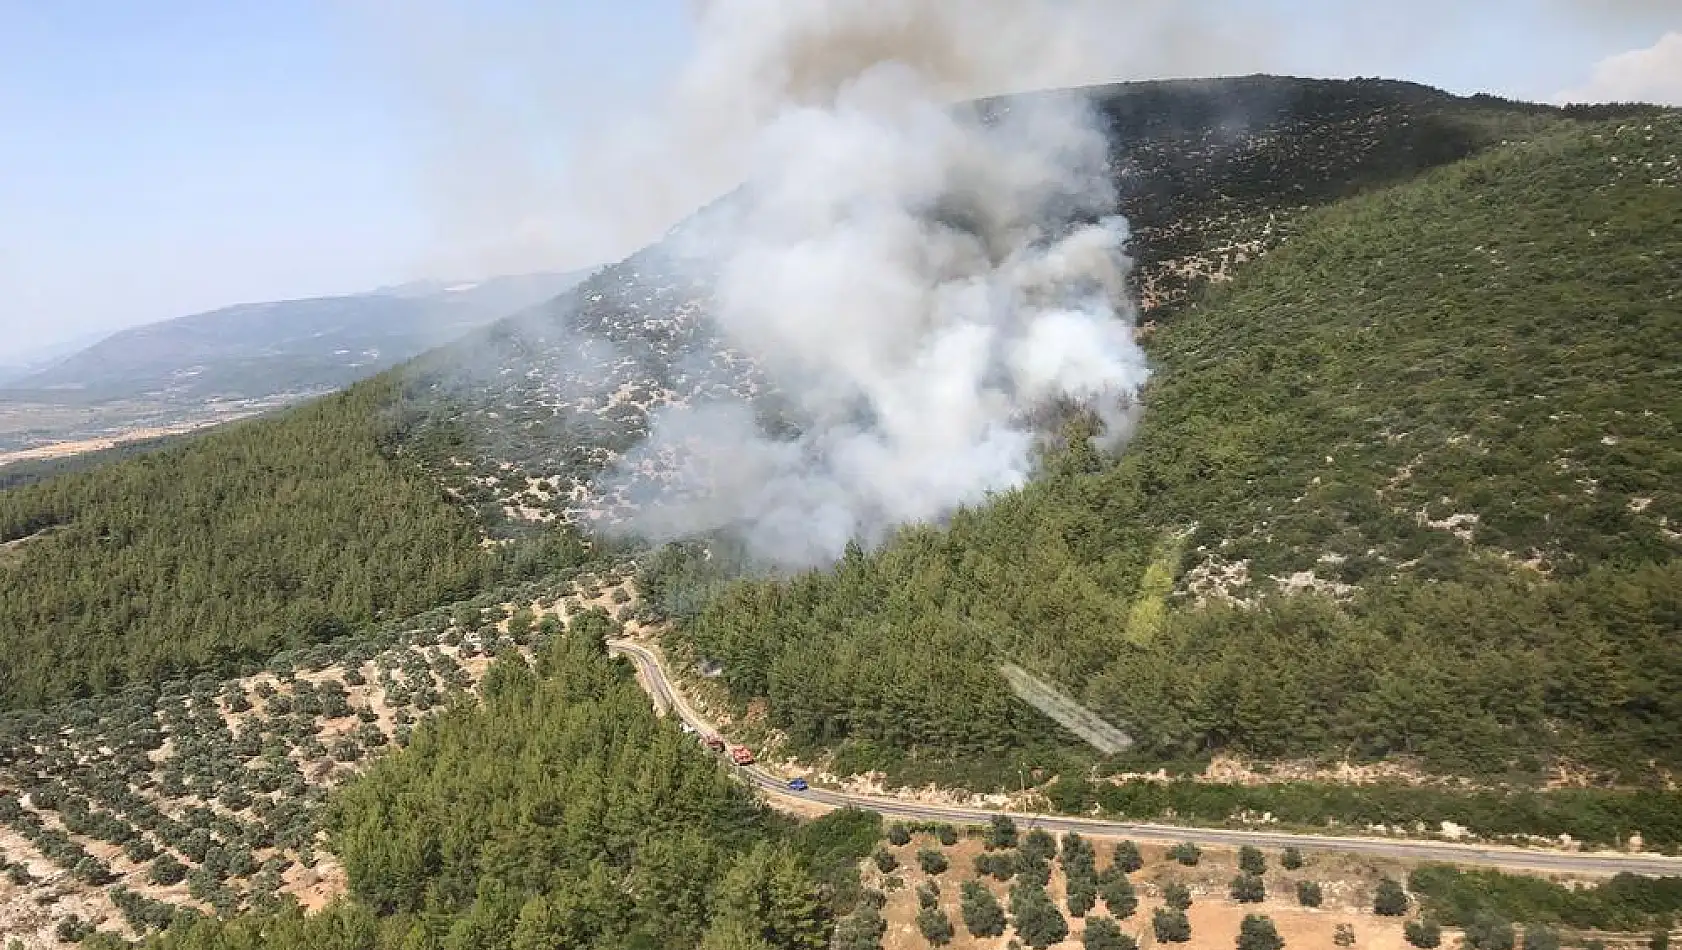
[987,816,1019,850]
[1232,873,1266,903]
[1462,913,1516,950]
[150,854,188,886]
[1153,907,1191,944]
[1281,847,1304,870]
[1374,879,1411,917]
[833,906,886,950]
[1239,846,1267,875]
[887,824,911,846]
[1169,842,1202,866]
[700,917,777,950]
[917,906,955,947]
[1520,924,1560,950]
[1238,914,1285,950]
[873,849,899,873]
[1081,916,1136,950]
[1068,877,1097,918]
[959,881,1007,938]
[1163,882,1193,911]
[1098,870,1137,919]
[1404,919,1442,948]
[1011,882,1069,950]
[713,843,827,950]
[917,848,949,875]
[1296,881,1323,908]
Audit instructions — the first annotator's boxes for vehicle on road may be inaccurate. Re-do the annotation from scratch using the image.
[679,722,696,734]
[728,745,755,766]
[703,735,725,751]
[787,778,809,792]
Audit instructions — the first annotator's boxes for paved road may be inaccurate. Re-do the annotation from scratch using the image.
[608,640,1682,876]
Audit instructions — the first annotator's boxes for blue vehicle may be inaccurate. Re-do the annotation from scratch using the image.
[787,778,809,792]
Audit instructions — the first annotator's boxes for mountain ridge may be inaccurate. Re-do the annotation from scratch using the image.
[2,270,592,405]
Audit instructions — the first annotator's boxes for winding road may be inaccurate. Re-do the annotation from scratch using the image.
[608,640,1682,877]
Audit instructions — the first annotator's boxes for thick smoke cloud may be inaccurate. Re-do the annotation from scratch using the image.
[601,1,1151,567]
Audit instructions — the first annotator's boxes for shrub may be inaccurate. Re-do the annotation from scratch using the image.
[1152,907,1191,943]
[1297,880,1324,907]
[987,815,1018,850]
[1237,914,1284,950]
[1405,918,1443,948]
[1010,882,1069,950]
[1462,912,1516,950]
[1163,881,1192,911]
[916,906,954,946]
[1239,845,1266,875]
[1231,873,1266,903]
[1281,846,1304,870]
[887,823,911,846]
[1098,869,1137,919]
[1168,842,1201,866]
[917,848,949,875]
[873,849,898,873]
[959,880,1006,937]
[1520,924,1560,950]
[1375,878,1412,916]
[1022,829,1057,864]
[1112,840,1142,873]
[1081,916,1136,950]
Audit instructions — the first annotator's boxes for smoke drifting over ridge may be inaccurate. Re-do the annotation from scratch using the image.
[600,0,1151,568]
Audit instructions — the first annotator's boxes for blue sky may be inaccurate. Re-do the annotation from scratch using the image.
[1,0,1678,360]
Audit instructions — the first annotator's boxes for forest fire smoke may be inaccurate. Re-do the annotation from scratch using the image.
[605,0,1152,568]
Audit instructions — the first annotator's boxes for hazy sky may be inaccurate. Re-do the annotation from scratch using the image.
[2,0,1678,361]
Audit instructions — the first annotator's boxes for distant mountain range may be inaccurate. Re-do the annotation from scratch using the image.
[0,270,592,406]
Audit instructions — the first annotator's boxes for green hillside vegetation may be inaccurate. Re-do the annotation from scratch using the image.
[660,114,1682,785]
[0,376,513,709]
[111,624,867,950]
[1407,865,1682,934]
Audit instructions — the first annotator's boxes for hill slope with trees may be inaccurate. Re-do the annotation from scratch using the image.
[656,112,1682,786]
[0,378,507,709]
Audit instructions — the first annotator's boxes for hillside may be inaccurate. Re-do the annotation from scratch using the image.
[0,271,588,462]
[659,112,1682,787]
[0,378,527,709]
[1,70,1680,949]
[392,77,1573,536]
[5,272,585,404]
[0,76,1669,754]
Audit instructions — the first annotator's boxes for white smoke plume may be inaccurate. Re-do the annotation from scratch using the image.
[603,1,1152,568]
